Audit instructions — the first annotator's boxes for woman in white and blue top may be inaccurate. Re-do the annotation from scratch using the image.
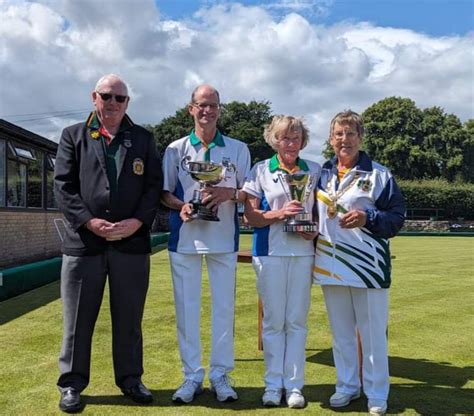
[314,110,405,416]
[242,115,321,409]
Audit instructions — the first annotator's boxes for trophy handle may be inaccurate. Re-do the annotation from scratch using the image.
[277,173,293,201]
[302,173,316,203]
[181,156,191,172]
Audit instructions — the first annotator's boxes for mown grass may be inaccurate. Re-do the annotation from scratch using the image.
[0,236,473,415]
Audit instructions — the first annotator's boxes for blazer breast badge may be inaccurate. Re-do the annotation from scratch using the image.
[133,158,144,175]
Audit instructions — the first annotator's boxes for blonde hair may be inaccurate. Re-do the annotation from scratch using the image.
[264,115,309,151]
[329,110,364,139]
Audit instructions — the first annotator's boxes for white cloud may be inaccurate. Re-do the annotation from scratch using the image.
[0,0,472,165]
[265,0,332,17]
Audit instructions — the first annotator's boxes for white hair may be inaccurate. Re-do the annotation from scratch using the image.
[95,74,128,95]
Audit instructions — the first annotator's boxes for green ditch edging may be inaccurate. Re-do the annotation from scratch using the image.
[0,257,62,302]
[0,233,170,302]
[239,229,474,237]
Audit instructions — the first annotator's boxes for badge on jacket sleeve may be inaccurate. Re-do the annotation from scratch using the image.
[133,158,144,175]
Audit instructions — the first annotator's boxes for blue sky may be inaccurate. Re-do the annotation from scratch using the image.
[1,0,473,162]
[156,0,474,36]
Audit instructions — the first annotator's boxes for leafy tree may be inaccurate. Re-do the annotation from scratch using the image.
[363,97,425,179]
[219,100,273,165]
[363,97,471,181]
[147,100,273,164]
[462,119,474,182]
[146,107,194,159]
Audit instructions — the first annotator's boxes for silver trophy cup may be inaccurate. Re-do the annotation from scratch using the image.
[278,172,318,232]
[181,156,236,221]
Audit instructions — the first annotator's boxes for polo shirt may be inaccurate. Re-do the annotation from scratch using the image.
[243,154,321,257]
[162,131,251,254]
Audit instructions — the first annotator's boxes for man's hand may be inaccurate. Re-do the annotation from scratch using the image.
[201,186,234,212]
[105,218,143,240]
[339,209,367,229]
[180,203,195,222]
[86,217,143,240]
[86,218,117,238]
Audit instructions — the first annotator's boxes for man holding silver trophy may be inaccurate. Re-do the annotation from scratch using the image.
[243,115,321,408]
[161,85,251,404]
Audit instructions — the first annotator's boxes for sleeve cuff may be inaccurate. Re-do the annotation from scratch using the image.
[365,208,376,228]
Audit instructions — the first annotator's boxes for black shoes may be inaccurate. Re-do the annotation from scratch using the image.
[121,381,153,404]
[58,381,152,412]
[59,387,84,413]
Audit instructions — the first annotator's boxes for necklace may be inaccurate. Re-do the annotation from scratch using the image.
[325,172,360,219]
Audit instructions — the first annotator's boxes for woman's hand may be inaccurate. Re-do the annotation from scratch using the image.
[297,230,319,240]
[339,209,367,229]
[277,200,304,220]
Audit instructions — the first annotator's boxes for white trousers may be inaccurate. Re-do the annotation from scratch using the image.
[322,285,389,400]
[253,255,313,390]
[169,251,237,382]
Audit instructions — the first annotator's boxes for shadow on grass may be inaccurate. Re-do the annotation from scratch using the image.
[307,348,474,414]
[0,280,60,325]
[83,388,265,410]
[83,386,334,410]
[81,384,474,414]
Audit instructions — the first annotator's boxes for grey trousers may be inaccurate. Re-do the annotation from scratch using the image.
[57,247,150,392]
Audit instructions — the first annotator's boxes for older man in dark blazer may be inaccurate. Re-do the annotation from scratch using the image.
[54,74,162,413]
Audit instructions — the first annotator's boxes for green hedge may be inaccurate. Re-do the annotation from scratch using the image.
[398,179,474,220]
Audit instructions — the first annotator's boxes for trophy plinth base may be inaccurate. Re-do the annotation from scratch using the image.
[283,220,318,233]
[190,201,220,222]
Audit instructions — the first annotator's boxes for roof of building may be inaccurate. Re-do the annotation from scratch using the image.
[0,119,58,152]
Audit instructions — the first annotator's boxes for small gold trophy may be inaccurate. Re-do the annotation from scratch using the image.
[278,173,318,232]
[181,156,236,221]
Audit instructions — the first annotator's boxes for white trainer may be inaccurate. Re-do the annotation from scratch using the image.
[286,389,305,408]
[329,391,360,407]
[368,399,388,415]
[262,388,283,406]
[172,380,203,404]
[210,375,238,402]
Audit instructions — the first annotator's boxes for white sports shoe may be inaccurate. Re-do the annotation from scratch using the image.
[368,399,388,415]
[262,389,282,406]
[329,391,360,407]
[210,375,238,402]
[286,389,305,408]
[172,380,203,404]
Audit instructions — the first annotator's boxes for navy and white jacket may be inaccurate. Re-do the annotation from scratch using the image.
[313,151,405,289]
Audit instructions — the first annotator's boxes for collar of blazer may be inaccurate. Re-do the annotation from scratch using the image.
[86,111,134,139]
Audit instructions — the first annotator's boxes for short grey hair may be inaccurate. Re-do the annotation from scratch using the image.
[264,115,310,151]
[95,74,128,95]
[190,84,220,104]
[329,110,364,139]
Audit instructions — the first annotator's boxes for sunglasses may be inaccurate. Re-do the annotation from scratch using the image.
[96,92,128,103]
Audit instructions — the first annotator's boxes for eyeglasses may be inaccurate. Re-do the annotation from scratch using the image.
[191,102,220,111]
[279,137,302,145]
[332,131,358,141]
[96,92,128,103]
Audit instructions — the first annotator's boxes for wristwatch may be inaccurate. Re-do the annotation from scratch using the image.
[232,188,239,202]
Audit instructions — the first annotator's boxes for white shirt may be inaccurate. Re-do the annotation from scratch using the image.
[163,132,251,254]
[243,155,321,257]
